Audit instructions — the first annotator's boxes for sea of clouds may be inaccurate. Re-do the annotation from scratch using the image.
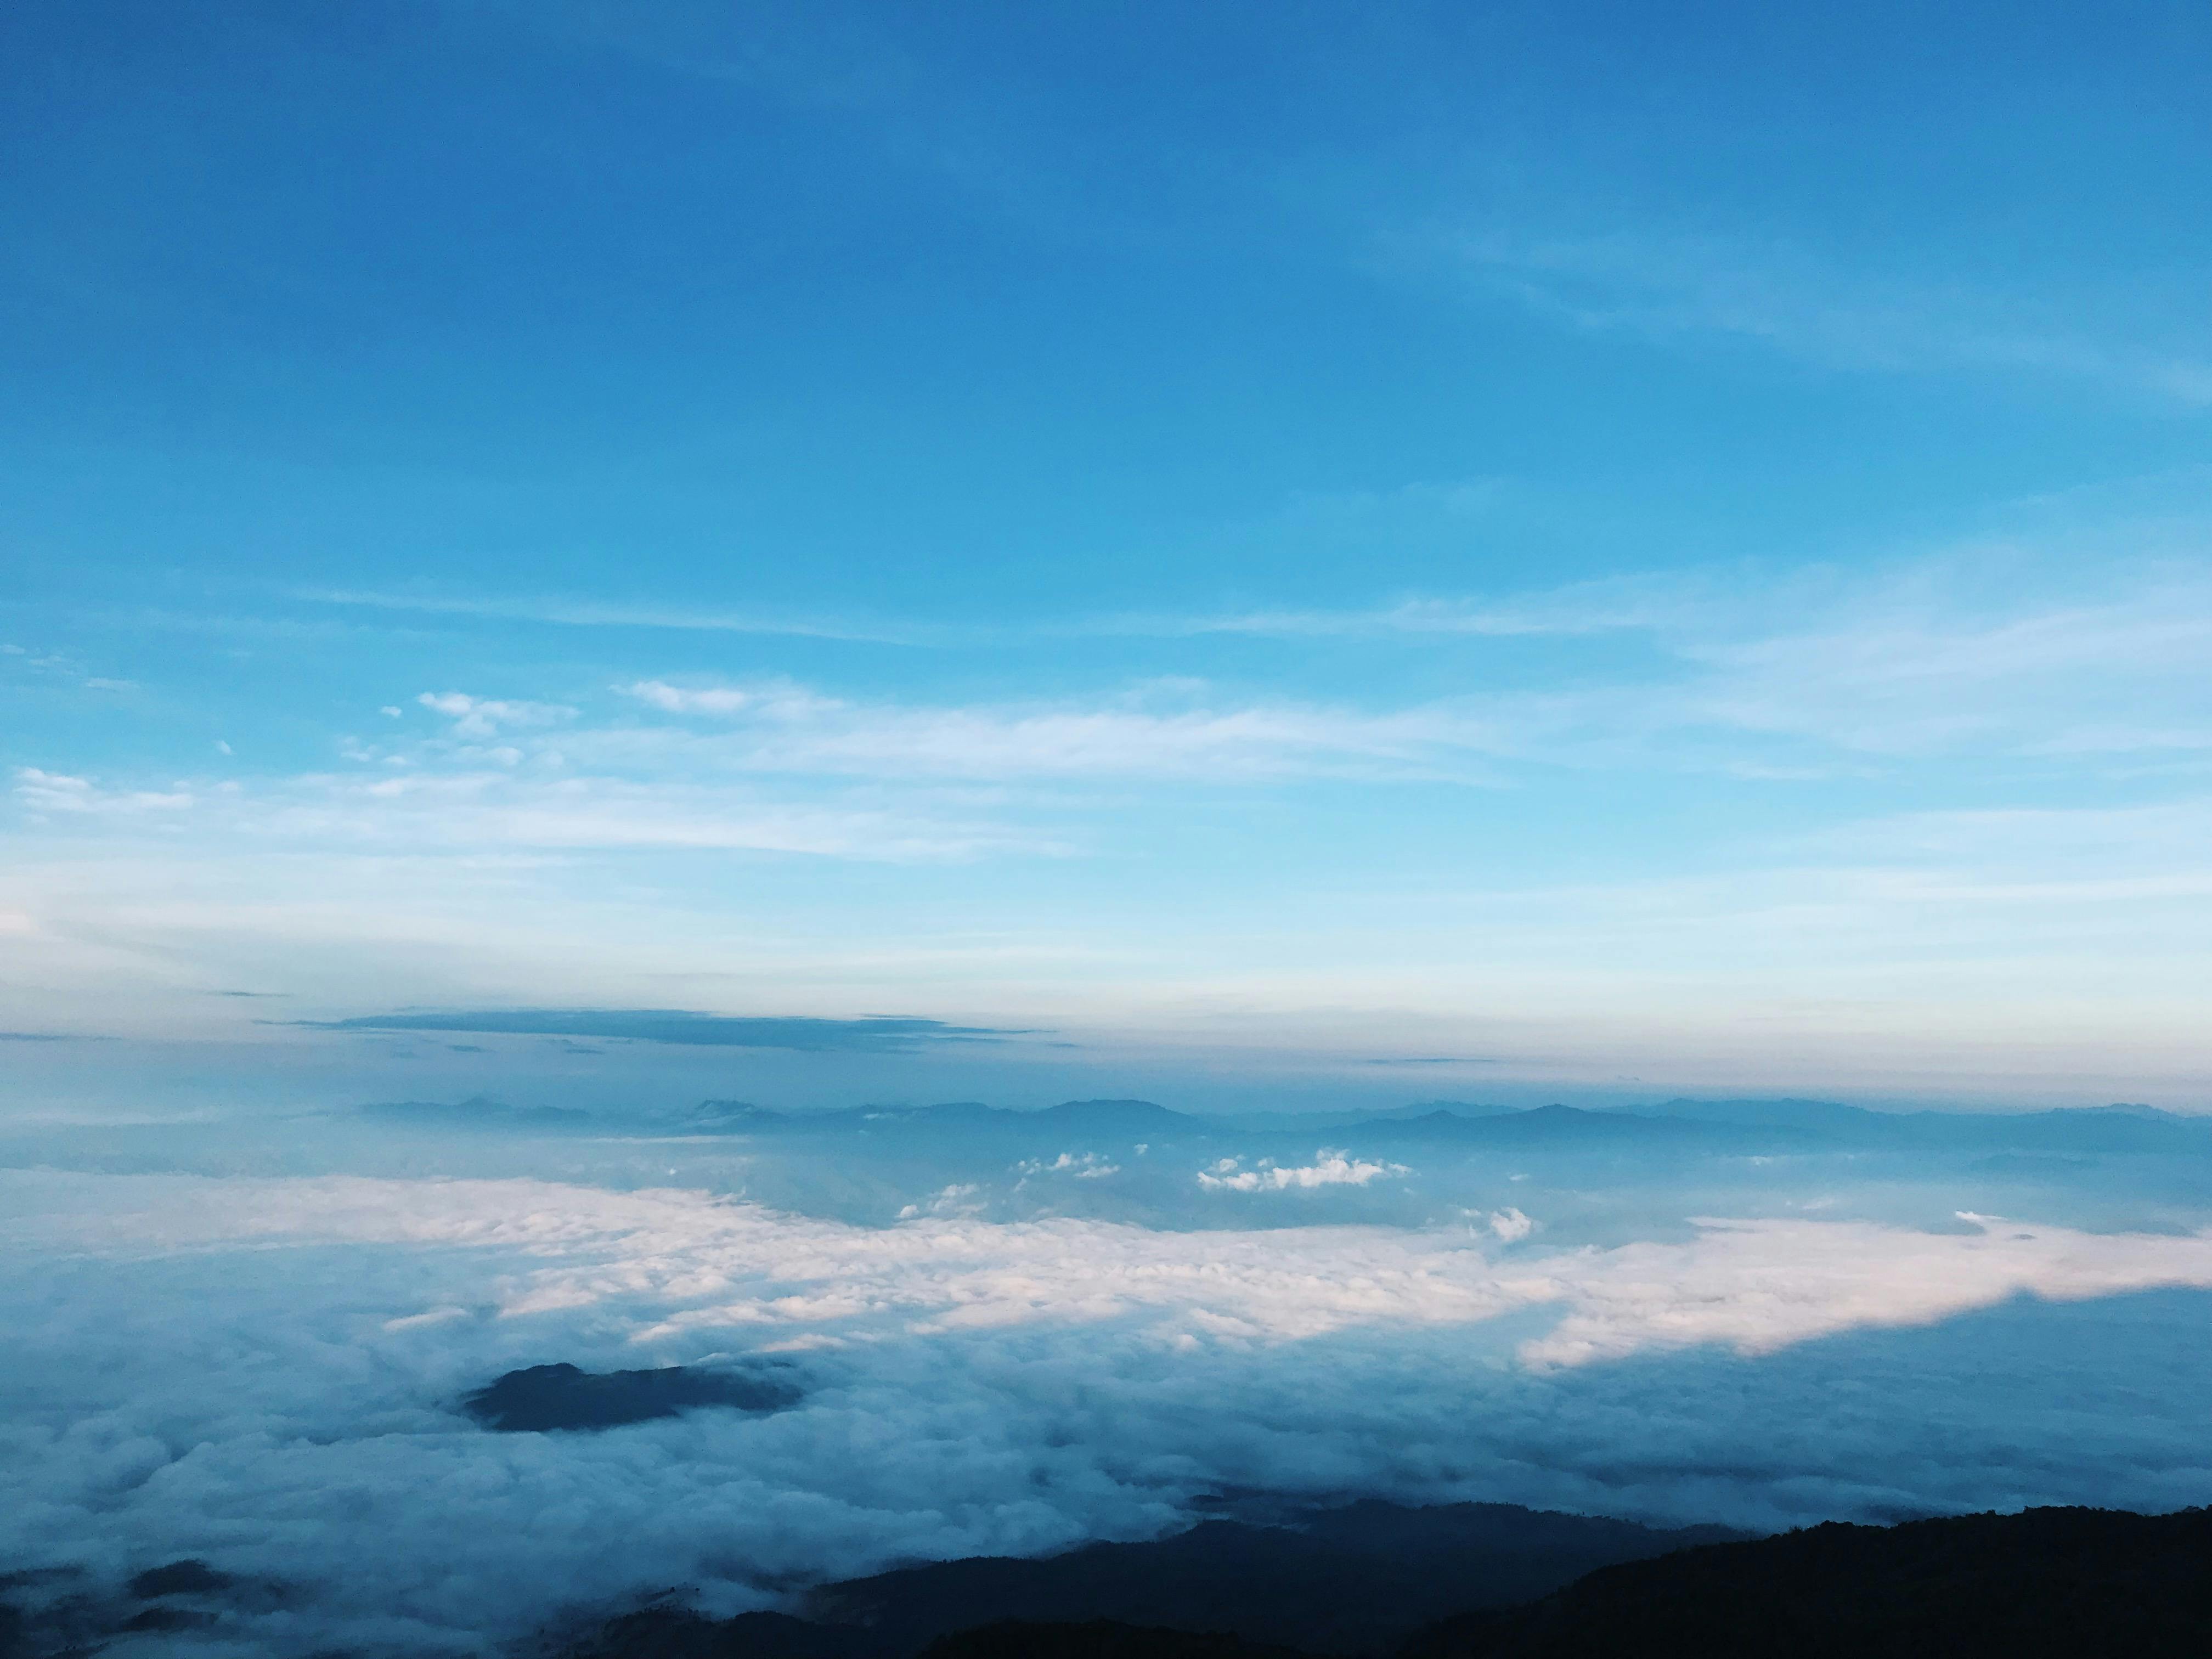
[7,1110,2212,1657]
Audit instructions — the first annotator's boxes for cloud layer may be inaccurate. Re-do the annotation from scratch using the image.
[8,1164,2212,1656]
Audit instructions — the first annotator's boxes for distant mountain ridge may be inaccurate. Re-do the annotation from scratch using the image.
[339,1094,595,1132]
[330,1091,2211,1161]
[1635,1096,2212,1154]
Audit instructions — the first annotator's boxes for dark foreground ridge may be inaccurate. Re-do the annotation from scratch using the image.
[462,1362,803,1432]
[1401,1503,2212,1658]
[557,1501,1741,1657]
[799,1500,1738,1655]
[922,1625,1307,1659]
[553,1504,2212,1659]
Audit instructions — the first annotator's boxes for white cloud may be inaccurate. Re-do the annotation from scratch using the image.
[1146,571,1705,642]
[1487,1207,1534,1243]
[12,769,192,815]
[15,767,1051,863]
[20,1171,2212,1367]
[623,679,759,715]
[6,1165,2212,1659]
[594,554,2212,783]
[612,678,1505,783]
[13,546,2212,1082]
[1017,1152,1121,1181]
[417,691,577,738]
[1511,1212,2212,1368]
[1197,1150,1410,1193]
[894,1183,987,1221]
[301,587,946,645]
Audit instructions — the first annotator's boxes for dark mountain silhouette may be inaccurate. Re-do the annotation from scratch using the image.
[1033,1099,1193,1133]
[1345,1104,1820,1152]
[559,1607,876,1659]
[126,1560,233,1599]
[1635,1096,2212,1155]
[546,1504,2212,1659]
[553,1504,2212,1659]
[548,1502,1737,1659]
[15,1502,2204,1659]
[556,1612,1306,1659]
[1396,1503,2212,1658]
[1386,1101,1519,1120]
[798,1500,1739,1655]
[461,1363,802,1432]
[924,1624,1308,1659]
[2,1559,289,1656]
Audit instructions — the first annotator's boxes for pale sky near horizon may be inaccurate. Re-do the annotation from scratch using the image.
[7,1,2212,1110]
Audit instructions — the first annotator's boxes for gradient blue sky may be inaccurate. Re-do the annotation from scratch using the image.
[6,0,2211,1109]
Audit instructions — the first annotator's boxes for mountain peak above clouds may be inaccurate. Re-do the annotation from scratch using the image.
[1035,1099,1192,1131]
[461,1362,802,1432]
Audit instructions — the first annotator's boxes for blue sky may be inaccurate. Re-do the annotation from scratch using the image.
[6,0,2211,1108]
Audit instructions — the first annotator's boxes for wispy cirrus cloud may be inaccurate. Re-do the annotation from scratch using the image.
[13,769,194,816]
[1,642,143,695]
[10,761,1055,864]
[24,555,2212,863]
[1116,577,1701,641]
[13,548,2212,1082]
[297,574,1688,648]
[599,555,2212,774]
[1437,225,2212,404]
[296,587,961,646]
[610,678,1507,783]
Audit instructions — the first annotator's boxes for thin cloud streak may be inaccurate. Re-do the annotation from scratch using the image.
[294,588,966,647]
[1436,225,2212,405]
[291,1008,1033,1052]
[610,680,1510,783]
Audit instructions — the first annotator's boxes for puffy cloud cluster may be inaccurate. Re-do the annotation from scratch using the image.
[1196,1150,1408,1192]
[416,691,576,740]
[1016,1151,1122,1181]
